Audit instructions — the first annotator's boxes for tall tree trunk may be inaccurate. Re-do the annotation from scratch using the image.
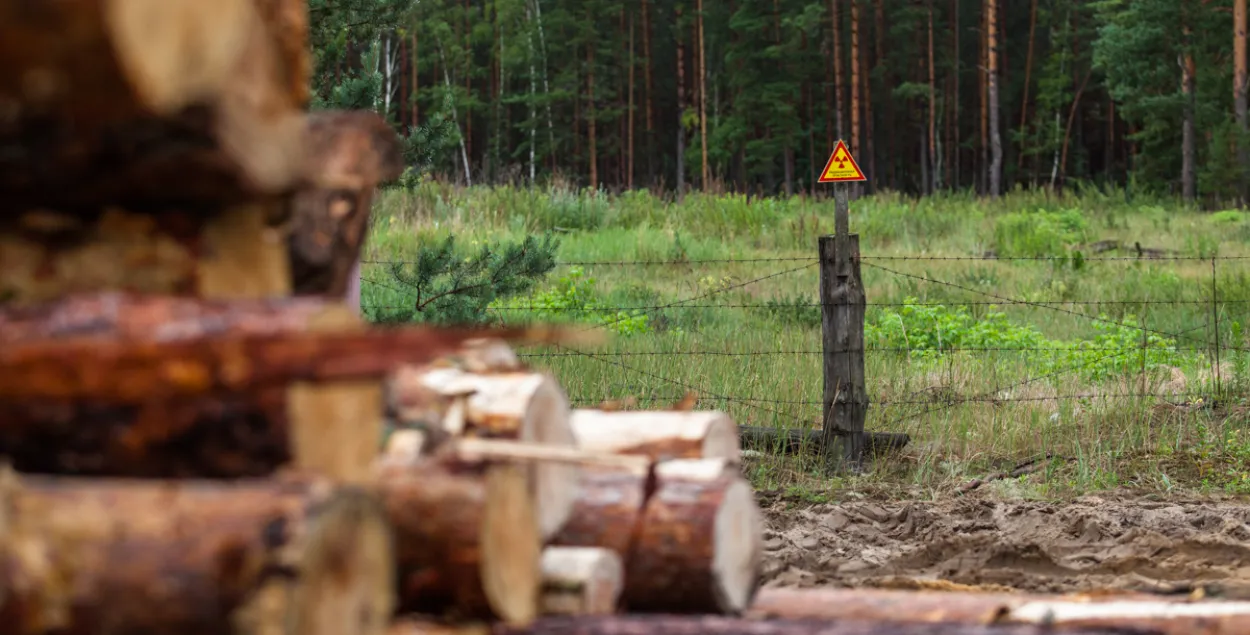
[526,8,538,183]
[1236,0,1248,205]
[436,38,472,186]
[530,0,556,172]
[493,11,506,182]
[850,0,861,197]
[951,0,960,189]
[927,0,937,193]
[698,0,709,189]
[400,36,407,128]
[877,0,894,189]
[628,11,636,190]
[420,30,425,127]
[1057,69,1091,187]
[587,27,597,189]
[978,2,988,195]
[642,0,656,184]
[1017,0,1038,175]
[1182,39,1197,203]
[676,3,686,198]
[863,3,875,192]
[986,0,1001,198]
[463,0,472,168]
[831,0,845,139]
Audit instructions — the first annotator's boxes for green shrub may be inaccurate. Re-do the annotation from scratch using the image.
[489,266,652,335]
[993,208,1089,257]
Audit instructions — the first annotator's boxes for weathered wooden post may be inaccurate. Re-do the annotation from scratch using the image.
[817,140,868,474]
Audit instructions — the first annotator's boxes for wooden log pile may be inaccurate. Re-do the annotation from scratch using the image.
[4,4,1245,635]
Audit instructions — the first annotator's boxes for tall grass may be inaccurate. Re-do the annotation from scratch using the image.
[366,181,1250,500]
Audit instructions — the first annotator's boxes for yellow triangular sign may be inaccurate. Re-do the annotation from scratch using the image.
[818,140,867,183]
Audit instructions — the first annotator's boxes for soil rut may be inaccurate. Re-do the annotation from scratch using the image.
[761,494,1250,597]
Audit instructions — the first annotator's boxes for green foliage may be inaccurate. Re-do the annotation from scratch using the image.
[489,267,652,335]
[993,208,1089,257]
[365,233,560,325]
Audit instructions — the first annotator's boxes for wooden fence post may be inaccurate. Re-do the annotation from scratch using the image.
[819,185,867,473]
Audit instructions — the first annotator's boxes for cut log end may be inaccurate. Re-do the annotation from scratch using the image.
[570,410,741,462]
[481,463,542,627]
[523,378,580,541]
[286,487,396,635]
[541,547,624,616]
[710,478,763,613]
[625,459,762,615]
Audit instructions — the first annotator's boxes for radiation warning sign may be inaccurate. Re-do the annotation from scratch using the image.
[818,140,867,183]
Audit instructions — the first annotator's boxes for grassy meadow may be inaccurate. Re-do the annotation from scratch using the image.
[362,179,1250,501]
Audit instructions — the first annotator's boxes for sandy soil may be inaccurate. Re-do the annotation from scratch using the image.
[760,493,1250,598]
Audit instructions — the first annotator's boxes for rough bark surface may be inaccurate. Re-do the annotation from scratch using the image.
[374,460,542,625]
[623,459,763,615]
[550,463,651,563]
[0,0,307,210]
[289,110,405,297]
[0,470,395,635]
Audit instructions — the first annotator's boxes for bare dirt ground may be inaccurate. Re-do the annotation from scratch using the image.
[760,492,1250,598]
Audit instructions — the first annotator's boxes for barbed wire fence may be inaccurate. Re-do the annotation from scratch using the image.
[360,249,1250,470]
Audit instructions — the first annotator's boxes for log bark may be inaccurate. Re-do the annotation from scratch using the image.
[570,409,740,462]
[0,470,395,635]
[540,547,624,616]
[0,295,550,481]
[387,366,578,541]
[0,0,307,210]
[550,462,651,564]
[374,459,542,626]
[751,587,1250,635]
[390,616,1145,635]
[623,458,762,615]
[289,111,405,297]
[0,294,552,402]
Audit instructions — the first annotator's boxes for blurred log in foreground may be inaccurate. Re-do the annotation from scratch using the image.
[751,587,1250,635]
[0,0,308,210]
[388,615,1150,635]
[289,110,404,297]
[374,459,541,626]
[540,547,624,616]
[387,365,579,541]
[549,461,650,565]
[0,469,394,635]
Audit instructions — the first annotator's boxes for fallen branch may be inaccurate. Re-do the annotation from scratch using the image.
[738,426,910,457]
[956,453,1070,495]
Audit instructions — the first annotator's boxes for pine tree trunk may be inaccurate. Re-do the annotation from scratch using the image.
[642,0,655,184]
[1058,70,1092,189]
[1017,0,1038,175]
[927,0,937,193]
[420,31,425,126]
[587,22,597,189]
[628,12,636,190]
[850,0,861,197]
[863,5,875,193]
[1183,48,1197,203]
[676,3,687,198]
[951,0,960,189]
[986,0,1001,198]
[698,0,709,190]
[1237,0,1248,205]
[876,0,893,189]
[530,0,556,172]
[831,0,845,139]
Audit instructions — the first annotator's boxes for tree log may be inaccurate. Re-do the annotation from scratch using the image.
[374,460,541,626]
[549,462,650,564]
[0,295,552,481]
[289,110,404,297]
[0,0,307,210]
[623,458,762,615]
[751,587,1250,635]
[540,547,625,616]
[387,366,579,541]
[389,616,1148,635]
[570,409,740,462]
[0,470,395,635]
[0,294,552,402]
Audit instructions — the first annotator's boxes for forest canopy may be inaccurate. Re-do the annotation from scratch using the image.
[309,0,1250,207]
